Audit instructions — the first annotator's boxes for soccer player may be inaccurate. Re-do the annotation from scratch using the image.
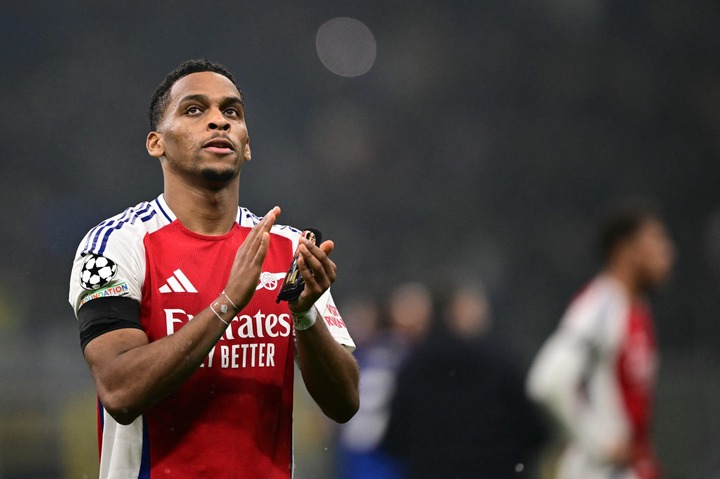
[526,204,675,479]
[68,59,359,479]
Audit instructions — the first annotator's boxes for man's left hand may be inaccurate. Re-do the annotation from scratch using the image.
[288,238,336,313]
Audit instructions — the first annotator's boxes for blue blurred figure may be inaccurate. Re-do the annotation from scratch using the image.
[334,283,434,479]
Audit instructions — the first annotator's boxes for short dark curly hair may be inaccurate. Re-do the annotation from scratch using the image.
[148,59,242,130]
[598,201,660,262]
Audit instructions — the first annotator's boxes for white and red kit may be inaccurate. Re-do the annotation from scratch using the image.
[526,275,658,479]
[69,194,355,479]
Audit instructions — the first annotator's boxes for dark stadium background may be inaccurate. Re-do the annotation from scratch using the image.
[1,1,719,478]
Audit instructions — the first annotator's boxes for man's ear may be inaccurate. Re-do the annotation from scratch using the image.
[244,140,252,162]
[146,131,165,158]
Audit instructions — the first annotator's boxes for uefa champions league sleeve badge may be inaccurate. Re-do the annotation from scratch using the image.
[80,253,119,290]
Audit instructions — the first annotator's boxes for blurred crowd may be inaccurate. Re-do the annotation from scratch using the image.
[292,205,702,479]
[294,278,550,479]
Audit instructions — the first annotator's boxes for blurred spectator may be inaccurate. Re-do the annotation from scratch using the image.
[382,280,546,479]
[334,283,434,479]
[527,203,675,479]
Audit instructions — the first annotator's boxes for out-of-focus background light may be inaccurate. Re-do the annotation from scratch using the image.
[316,17,377,77]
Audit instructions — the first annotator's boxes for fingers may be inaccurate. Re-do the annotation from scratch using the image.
[264,206,281,224]
[289,244,335,313]
[297,239,336,289]
[252,231,271,265]
[224,207,280,306]
[241,207,280,255]
[246,207,280,262]
[317,239,334,255]
[253,206,281,237]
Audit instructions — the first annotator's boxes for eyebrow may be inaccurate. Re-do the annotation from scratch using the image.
[178,94,244,108]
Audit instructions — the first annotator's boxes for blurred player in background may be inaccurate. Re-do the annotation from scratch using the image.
[334,282,434,479]
[527,204,675,479]
[382,280,546,478]
[68,59,359,479]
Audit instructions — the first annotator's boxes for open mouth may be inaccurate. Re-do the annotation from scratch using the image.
[203,138,235,154]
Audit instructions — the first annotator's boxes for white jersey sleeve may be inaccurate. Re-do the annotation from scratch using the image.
[314,289,356,352]
[68,200,167,317]
[526,276,630,461]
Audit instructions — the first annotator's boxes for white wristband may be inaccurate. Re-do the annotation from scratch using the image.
[292,307,318,331]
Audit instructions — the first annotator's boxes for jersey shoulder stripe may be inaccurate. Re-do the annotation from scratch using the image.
[81,203,148,254]
[81,198,173,256]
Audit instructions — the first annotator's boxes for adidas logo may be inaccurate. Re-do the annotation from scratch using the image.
[159,269,198,293]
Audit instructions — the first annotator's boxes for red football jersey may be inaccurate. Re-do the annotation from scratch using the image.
[69,195,355,479]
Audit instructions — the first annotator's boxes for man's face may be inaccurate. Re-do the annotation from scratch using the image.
[629,218,675,291]
[389,287,433,342]
[148,71,251,184]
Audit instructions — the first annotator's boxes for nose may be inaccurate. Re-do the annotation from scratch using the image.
[208,108,230,131]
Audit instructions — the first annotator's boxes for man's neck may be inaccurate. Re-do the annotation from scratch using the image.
[163,177,240,236]
[604,263,642,300]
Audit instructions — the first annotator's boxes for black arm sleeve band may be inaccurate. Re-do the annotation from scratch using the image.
[78,296,142,351]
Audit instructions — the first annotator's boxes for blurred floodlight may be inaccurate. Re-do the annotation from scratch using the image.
[316,17,376,77]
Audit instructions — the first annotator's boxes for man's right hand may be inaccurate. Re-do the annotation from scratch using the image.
[224,206,280,309]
